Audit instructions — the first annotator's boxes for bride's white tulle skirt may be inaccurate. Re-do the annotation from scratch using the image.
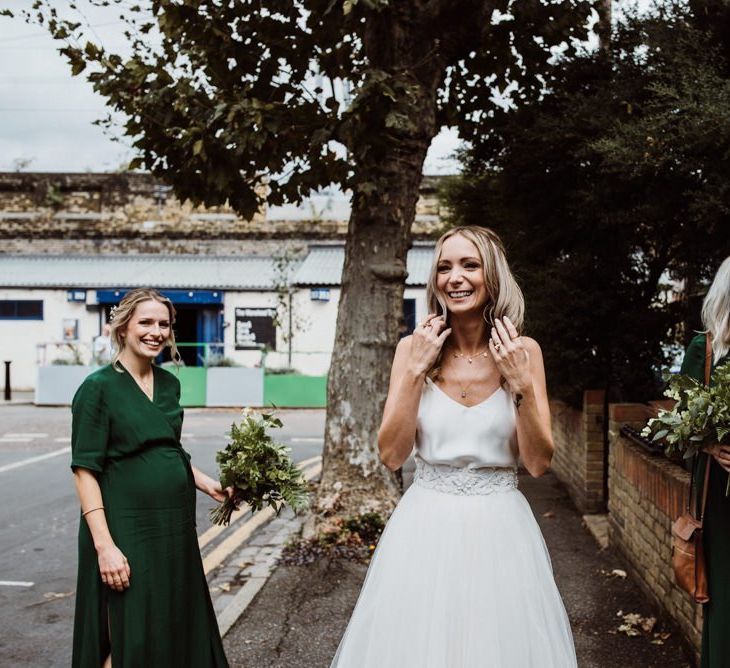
[331,464,577,668]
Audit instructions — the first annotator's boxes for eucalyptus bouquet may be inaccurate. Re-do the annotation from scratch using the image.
[643,363,730,493]
[210,409,310,526]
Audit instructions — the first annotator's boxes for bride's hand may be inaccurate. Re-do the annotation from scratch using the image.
[488,317,531,394]
[409,314,452,376]
[705,444,730,473]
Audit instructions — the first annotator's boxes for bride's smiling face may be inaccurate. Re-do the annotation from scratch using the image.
[436,233,488,316]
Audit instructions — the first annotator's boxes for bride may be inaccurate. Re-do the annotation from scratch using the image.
[331,226,577,667]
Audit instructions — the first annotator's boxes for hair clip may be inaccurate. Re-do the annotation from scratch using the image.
[108,305,119,324]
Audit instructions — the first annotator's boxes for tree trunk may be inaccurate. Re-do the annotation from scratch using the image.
[316,16,443,522]
[597,0,612,52]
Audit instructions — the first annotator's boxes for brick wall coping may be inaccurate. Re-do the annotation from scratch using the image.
[613,435,690,520]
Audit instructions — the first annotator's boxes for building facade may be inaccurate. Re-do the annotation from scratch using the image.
[0,173,445,396]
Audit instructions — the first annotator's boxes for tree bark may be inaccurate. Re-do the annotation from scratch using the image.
[597,0,612,53]
[316,13,443,521]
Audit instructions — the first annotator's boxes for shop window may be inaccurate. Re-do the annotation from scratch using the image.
[0,300,43,320]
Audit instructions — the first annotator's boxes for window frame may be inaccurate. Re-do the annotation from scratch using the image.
[0,299,44,320]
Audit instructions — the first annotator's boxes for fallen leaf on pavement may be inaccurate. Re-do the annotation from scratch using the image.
[43,591,74,600]
[641,616,657,633]
[615,611,659,638]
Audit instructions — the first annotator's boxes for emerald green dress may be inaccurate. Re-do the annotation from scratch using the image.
[70,364,228,668]
[681,334,730,668]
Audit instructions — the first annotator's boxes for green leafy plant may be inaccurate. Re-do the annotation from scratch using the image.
[210,409,310,525]
[643,364,730,492]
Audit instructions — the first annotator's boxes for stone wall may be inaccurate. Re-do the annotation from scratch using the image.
[550,389,606,514]
[0,172,447,250]
[607,403,702,655]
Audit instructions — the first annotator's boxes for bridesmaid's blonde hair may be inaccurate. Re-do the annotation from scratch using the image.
[109,288,181,369]
[425,226,524,379]
[702,256,730,363]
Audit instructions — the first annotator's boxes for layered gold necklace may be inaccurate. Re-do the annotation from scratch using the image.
[451,347,489,398]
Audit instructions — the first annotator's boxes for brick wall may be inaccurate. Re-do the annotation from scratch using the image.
[0,237,309,257]
[550,389,606,514]
[0,172,446,247]
[607,403,702,654]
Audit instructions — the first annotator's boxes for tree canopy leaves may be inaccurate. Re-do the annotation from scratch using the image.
[16,0,592,217]
[443,1,730,405]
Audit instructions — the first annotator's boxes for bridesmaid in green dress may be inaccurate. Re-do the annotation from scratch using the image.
[679,257,730,668]
[70,288,229,668]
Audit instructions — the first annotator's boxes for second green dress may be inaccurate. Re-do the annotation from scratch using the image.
[70,364,228,668]
[680,334,730,668]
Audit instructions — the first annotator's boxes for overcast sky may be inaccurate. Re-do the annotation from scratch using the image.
[0,1,645,175]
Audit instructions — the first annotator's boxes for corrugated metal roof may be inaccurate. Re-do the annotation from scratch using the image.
[293,244,435,286]
[0,245,435,290]
[0,255,288,290]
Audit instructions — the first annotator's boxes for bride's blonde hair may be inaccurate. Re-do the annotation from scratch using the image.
[425,226,524,378]
[702,256,730,363]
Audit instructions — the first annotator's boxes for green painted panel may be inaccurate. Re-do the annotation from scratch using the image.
[263,374,327,408]
[177,367,208,407]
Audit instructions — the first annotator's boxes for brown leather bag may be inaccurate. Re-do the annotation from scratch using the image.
[671,333,713,603]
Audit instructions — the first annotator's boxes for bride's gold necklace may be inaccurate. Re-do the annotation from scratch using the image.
[451,347,489,399]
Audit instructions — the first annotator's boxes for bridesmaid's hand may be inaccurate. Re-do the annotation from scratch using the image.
[489,317,531,394]
[206,480,231,504]
[97,543,131,592]
[192,466,234,503]
[706,444,730,473]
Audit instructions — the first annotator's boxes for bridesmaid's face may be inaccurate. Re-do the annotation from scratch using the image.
[120,300,172,361]
[436,234,488,316]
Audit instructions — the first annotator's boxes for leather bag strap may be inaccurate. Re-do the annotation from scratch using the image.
[698,333,714,525]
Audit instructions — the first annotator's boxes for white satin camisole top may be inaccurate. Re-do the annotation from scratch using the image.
[415,376,519,469]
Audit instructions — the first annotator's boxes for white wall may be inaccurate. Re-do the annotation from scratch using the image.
[2,285,429,390]
[0,288,102,390]
[261,286,429,376]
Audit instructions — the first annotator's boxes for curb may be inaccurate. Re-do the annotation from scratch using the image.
[211,458,322,637]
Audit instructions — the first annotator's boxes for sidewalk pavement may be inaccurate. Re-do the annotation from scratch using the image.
[223,471,696,668]
[0,391,34,405]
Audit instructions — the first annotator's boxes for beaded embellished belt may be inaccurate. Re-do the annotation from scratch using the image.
[413,457,518,496]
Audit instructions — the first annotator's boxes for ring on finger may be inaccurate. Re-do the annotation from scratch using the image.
[494,342,502,351]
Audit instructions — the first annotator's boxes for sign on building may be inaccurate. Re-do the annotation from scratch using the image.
[234,307,277,350]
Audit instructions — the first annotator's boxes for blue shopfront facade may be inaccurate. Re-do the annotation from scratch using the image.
[96,289,224,367]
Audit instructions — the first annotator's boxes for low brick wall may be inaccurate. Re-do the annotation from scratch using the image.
[550,390,606,514]
[607,403,702,654]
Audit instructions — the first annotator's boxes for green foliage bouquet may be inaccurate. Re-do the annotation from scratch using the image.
[210,409,310,526]
[643,364,730,493]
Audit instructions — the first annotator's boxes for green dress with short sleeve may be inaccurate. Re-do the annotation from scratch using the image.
[681,334,730,668]
[70,364,228,668]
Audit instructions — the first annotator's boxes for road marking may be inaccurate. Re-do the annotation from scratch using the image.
[54,437,71,443]
[4,433,48,438]
[202,456,322,575]
[0,437,34,443]
[0,580,34,587]
[0,447,71,474]
[290,437,323,443]
[181,432,195,438]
